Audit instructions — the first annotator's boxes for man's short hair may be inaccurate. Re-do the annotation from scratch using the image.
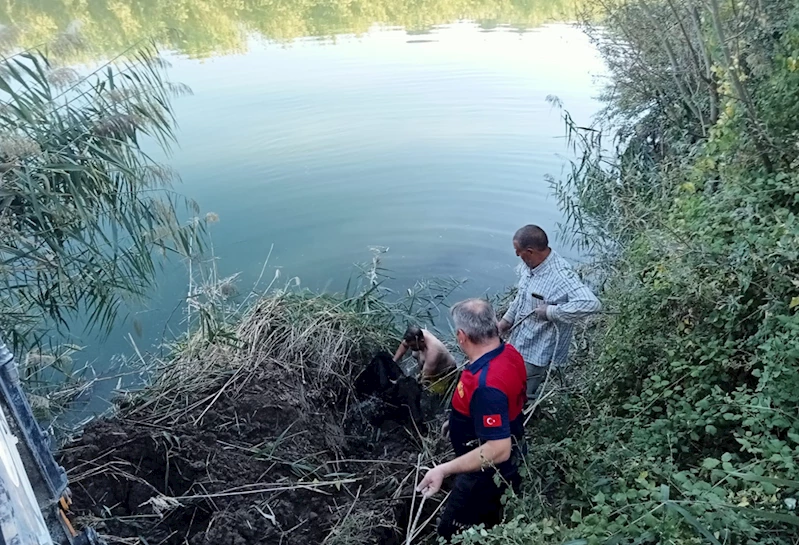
[451,299,499,344]
[514,225,549,251]
[403,325,424,344]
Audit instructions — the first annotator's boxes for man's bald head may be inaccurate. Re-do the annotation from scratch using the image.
[513,225,549,252]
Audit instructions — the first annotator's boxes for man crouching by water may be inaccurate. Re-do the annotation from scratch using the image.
[393,325,456,395]
[416,299,527,540]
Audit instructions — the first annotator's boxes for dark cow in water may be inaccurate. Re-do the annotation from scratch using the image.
[355,351,425,428]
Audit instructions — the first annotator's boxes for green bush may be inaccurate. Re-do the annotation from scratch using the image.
[467,0,799,543]
[0,45,203,349]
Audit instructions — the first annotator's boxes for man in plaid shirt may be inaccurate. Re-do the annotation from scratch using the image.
[498,225,601,400]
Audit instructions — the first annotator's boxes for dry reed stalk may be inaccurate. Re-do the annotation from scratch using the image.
[137,478,362,518]
[321,485,362,545]
[405,454,423,544]
[69,460,160,494]
[172,477,359,501]
[406,494,427,545]
[392,468,416,501]
[192,365,245,425]
[409,491,449,542]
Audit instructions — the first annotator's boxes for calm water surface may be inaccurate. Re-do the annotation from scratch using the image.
[2,2,605,415]
[158,24,604,294]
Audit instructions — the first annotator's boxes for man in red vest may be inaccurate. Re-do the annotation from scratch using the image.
[416,298,527,539]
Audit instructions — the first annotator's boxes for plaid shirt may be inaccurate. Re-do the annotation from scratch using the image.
[502,251,600,367]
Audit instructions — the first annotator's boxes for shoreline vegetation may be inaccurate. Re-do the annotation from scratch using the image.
[2,0,799,541]
[56,279,464,544]
[504,0,799,543]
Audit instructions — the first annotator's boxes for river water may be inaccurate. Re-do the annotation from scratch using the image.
[2,1,606,417]
[153,23,605,297]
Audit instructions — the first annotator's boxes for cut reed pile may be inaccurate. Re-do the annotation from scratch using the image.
[58,291,452,545]
[121,292,395,426]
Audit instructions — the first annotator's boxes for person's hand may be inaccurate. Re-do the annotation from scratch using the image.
[497,318,510,335]
[534,304,550,320]
[416,465,448,498]
[441,420,450,439]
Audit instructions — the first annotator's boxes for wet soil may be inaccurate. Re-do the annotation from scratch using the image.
[58,353,448,545]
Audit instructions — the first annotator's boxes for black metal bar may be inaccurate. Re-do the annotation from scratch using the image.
[0,338,68,501]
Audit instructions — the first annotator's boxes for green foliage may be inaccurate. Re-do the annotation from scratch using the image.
[463,0,799,544]
[0,45,204,349]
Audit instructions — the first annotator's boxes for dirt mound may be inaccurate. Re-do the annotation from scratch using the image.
[58,295,450,545]
[60,385,424,544]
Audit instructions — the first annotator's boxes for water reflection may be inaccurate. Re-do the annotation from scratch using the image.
[1,0,604,419]
[0,0,581,59]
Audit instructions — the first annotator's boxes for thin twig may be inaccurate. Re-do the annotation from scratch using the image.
[193,366,245,426]
[322,485,362,545]
[411,491,450,542]
[152,478,359,503]
[406,455,422,544]
[406,494,427,545]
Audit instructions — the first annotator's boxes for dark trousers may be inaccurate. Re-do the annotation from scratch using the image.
[437,469,521,541]
[526,363,550,400]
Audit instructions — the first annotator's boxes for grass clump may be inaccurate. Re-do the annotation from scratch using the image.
[57,261,460,544]
[120,289,400,426]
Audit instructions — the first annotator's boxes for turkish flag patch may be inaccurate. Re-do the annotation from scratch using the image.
[483,414,502,428]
